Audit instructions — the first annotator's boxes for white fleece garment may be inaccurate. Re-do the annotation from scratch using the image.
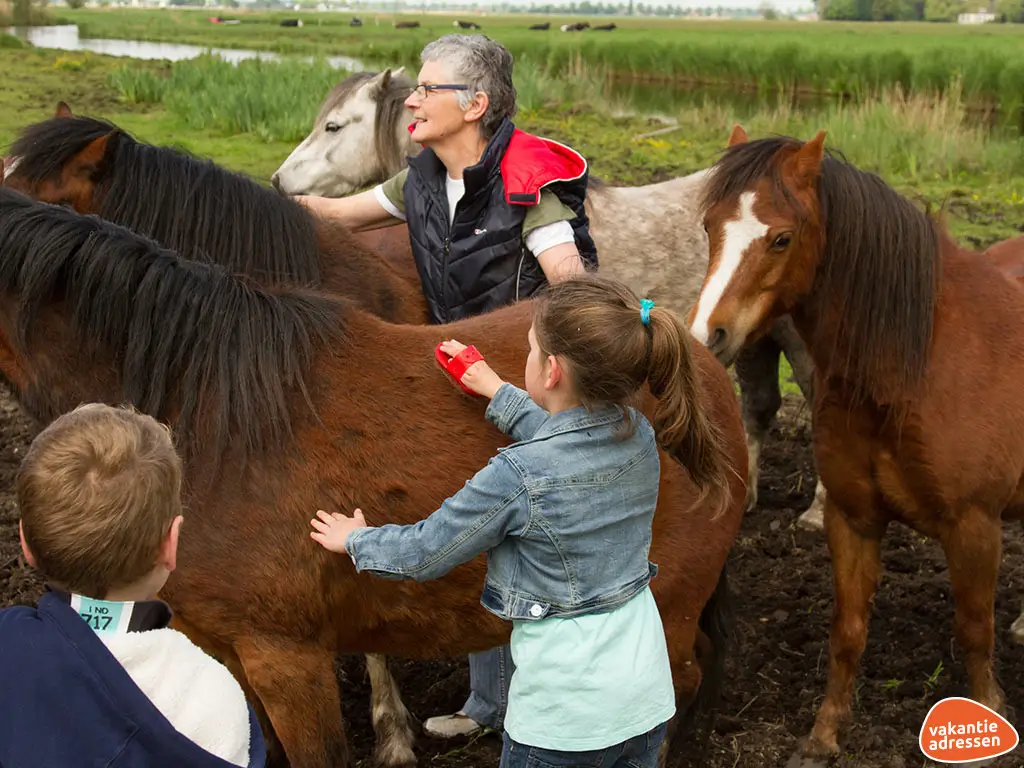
[99,628,251,767]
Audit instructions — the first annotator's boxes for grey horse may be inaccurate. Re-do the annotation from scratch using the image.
[271,67,828,527]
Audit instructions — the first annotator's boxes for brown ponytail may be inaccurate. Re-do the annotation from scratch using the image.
[532,274,735,518]
[643,304,733,518]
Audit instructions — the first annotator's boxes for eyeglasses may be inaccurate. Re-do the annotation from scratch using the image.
[409,83,470,99]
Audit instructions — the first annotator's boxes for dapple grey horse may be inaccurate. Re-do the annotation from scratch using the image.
[270,67,829,528]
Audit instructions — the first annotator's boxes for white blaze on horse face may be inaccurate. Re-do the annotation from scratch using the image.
[690,191,769,345]
[271,81,380,197]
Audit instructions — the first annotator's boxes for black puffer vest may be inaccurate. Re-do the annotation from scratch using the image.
[403,118,598,324]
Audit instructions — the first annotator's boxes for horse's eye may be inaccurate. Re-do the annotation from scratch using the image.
[771,233,792,251]
[325,122,342,133]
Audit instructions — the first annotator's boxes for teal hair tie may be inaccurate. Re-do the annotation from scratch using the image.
[640,298,655,326]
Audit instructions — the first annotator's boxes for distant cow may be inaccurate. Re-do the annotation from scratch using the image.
[453,19,481,29]
[528,21,550,30]
[394,21,420,29]
[593,22,617,30]
[280,18,303,27]
[560,22,590,31]
[349,16,362,26]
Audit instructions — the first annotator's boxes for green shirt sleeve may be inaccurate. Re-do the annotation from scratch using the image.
[522,189,576,236]
[377,167,410,217]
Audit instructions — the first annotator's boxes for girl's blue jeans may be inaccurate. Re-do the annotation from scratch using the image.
[499,722,669,768]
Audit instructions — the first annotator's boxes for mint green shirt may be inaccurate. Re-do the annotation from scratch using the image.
[503,586,677,750]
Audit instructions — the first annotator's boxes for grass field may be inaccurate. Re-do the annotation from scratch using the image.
[47,8,1024,116]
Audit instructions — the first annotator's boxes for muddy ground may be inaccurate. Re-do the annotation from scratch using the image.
[1,386,1022,767]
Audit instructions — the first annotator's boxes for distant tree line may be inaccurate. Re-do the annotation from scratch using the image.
[510,2,770,14]
[817,0,1024,22]
[348,0,1022,20]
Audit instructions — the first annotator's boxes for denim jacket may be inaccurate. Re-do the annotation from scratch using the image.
[346,383,660,622]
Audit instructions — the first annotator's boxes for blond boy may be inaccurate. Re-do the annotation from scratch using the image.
[0,403,265,768]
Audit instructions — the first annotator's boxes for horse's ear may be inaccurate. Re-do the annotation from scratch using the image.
[728,124,748,146]
[377,69,393,92]
[392,65,405,78]
[72,133,115,178]
[55,101,73,118]
[792,129,826,186]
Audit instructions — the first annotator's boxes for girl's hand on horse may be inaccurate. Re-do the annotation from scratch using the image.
[438,339,505,399]
[310,508,368,554]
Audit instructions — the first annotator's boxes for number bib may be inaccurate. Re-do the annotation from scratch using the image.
[70,594,134,636]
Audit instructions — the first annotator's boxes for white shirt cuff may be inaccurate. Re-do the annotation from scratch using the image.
[374,185,407,221]
[524,220,575,257]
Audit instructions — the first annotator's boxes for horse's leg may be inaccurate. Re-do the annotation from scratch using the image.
[1013,603,1024,644]
[235,636,349,768]
[365,653,417,768]
[797,481,829,532]
[733,334,782,512]
[656,565,732,768]
[771,317,827,532]
[940,507,1006,714]
[1012,522,1024,645]
[791,498,883,766]
[170,615,284,764]
[655,620,700,768]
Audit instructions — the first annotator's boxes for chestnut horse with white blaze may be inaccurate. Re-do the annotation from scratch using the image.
[687,125,1024,766]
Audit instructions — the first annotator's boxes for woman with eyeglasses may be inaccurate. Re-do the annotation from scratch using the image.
[294,33,597,326]
[294,32,599,746]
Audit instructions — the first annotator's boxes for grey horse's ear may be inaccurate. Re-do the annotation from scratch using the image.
[376,68,395,92]
[392,65,405,77]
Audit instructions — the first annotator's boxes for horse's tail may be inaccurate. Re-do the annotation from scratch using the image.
[673,561,735,764]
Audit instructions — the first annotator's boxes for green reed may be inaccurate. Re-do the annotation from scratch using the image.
[70,9,1024,116]
[105,53,1023,187]
[108,55,344,142]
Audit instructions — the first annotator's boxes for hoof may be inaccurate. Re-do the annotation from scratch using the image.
[785,737,836,768]
[1010,612,1024,645]
[796,505,825,532]
[373,743,417,768]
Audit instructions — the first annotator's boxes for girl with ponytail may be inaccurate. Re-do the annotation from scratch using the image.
[309,274,734,767]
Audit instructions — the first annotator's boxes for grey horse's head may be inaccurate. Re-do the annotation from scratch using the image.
[271,68,419,197]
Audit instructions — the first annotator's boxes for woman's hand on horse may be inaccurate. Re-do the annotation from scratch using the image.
[310,508,368,554]
[439,339,505,399]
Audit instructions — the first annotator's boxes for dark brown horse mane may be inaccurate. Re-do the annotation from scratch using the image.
[702,136,940,407]
[0,189,345,461]
[10,115,323,286]
[8,114,121,184]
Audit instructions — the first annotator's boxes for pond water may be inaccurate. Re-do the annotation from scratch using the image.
[6,24,364,71]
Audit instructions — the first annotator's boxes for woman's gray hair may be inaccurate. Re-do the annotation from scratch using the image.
[420,34,517,138]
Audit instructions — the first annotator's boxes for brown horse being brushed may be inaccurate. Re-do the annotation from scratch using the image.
[0,188,748,768]
[687,125,1024,767]
[4,102,822,529]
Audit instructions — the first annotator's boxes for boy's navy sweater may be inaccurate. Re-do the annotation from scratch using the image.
[0,590,266,768]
